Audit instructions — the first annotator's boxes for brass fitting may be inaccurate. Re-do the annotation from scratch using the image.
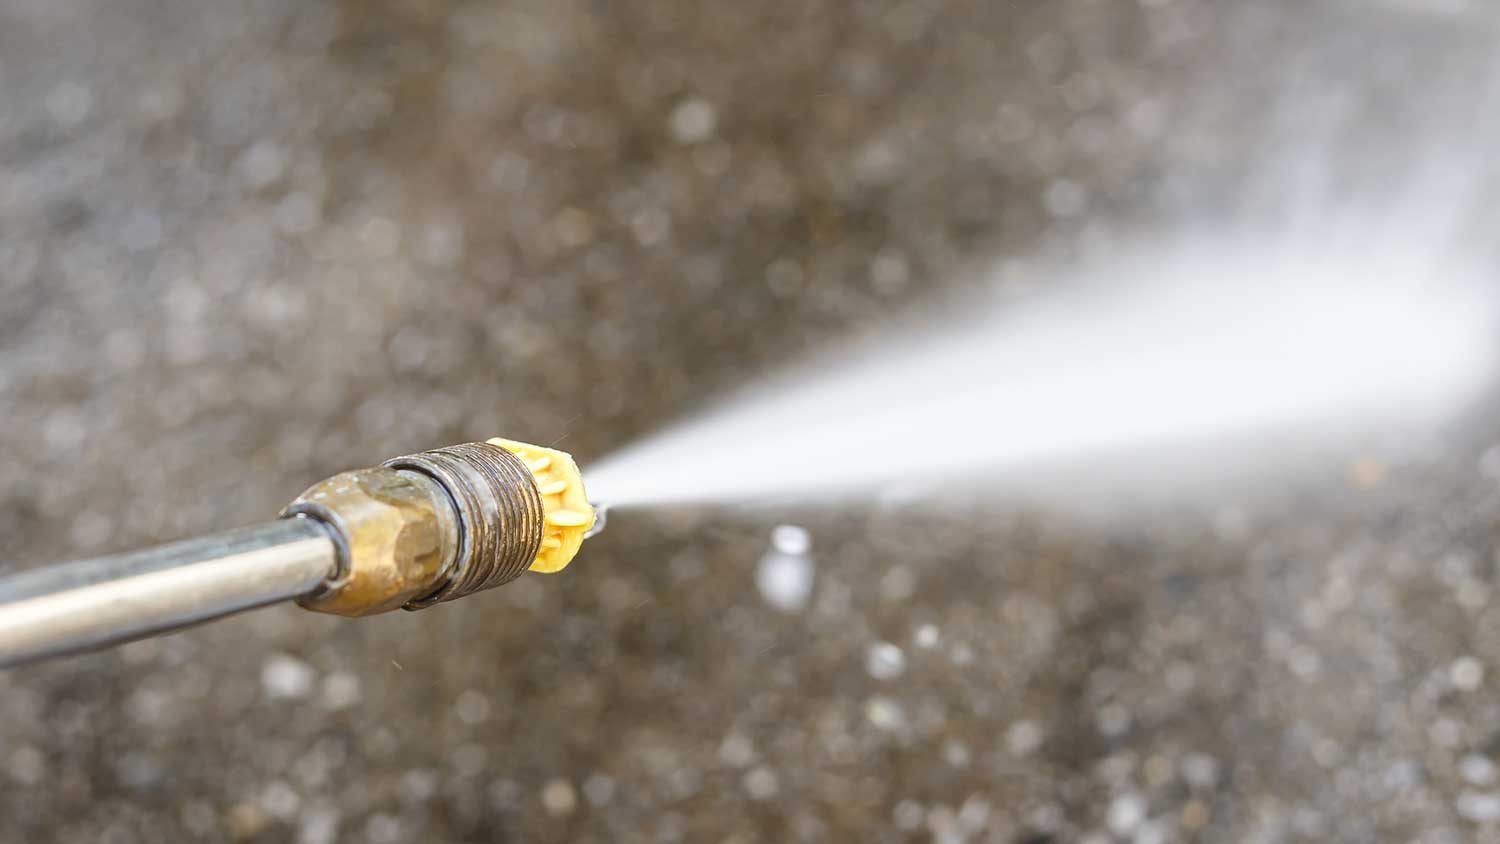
[281,440,595,617]
[282,469,458,616]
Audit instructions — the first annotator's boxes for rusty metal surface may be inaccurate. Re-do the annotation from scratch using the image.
[385,442,545,606]
[3,1,1500,843]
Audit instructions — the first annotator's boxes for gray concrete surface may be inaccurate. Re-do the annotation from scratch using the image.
[4,1,1500,842]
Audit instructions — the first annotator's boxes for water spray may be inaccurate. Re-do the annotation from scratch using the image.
[0,439,598,667]
[588,237,1498,508]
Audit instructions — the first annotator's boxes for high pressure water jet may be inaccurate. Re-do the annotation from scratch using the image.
[0,438,598,667]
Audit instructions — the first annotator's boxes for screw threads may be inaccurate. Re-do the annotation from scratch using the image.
[385,442,545,608]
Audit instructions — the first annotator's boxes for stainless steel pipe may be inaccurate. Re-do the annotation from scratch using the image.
[0,519,337,667]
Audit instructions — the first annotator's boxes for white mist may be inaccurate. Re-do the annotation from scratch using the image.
[586,229,1496,508]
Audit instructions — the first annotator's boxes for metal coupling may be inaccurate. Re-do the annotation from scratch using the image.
[282,440,593,617]
[384,442,544,608]
[0,437,599,665]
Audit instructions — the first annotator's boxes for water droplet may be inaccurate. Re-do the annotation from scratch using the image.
[771,524,811,555]
[297,805,340,844]
[866,642,907,680]
[1458,790,1500,822]
[400,769,438,803]
[259,780,301,820]
[865,696,907,732]
[670,98,717,144]
[913,624,941,649]
[1463,755,1498,787]
[1006,720,1044,757]
[541,779,577,816]
[757,552,813,613]
[1452,656,1485,691]
[364,813,402,844]
[742,766,779,800]
[1180,753,1220,789]
[1107,794,1147,835]
[320,672,361,711]
[261,654,317,701]
[454,690,491,725]
[958,796,991,832]
[893,800,925,831]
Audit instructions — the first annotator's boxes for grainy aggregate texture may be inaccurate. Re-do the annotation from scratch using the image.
[5,1,1500,843]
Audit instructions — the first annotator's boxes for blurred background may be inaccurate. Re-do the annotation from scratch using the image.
[5,0,1500,842]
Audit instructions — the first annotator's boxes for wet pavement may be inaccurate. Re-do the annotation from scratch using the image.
[5,1,1500,842]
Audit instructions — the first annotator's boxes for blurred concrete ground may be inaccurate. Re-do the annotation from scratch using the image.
[4,0,1500,842]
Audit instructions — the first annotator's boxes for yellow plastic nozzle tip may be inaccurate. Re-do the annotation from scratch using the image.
[488,437,595,573]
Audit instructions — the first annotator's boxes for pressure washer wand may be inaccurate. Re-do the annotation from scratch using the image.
[0,439,599,668]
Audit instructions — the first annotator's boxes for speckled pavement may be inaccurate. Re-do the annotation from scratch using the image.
[5,1,1500,842]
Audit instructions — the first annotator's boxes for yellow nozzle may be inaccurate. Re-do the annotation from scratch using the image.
[487,437,595,573]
